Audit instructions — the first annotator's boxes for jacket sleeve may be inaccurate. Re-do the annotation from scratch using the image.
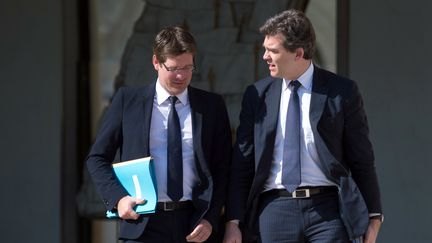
[225,85,257,222]
[86,88,129,211]
[343,81,382,214]
[202,95,232,229]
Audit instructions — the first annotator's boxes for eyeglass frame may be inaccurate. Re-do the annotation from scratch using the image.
[161,63,196,73]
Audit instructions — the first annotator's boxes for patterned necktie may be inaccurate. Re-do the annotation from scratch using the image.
[282,80,301,193]
[167,96,183,201]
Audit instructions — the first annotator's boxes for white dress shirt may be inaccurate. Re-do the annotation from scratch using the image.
[149,80,197,202]
[264,63,336,191]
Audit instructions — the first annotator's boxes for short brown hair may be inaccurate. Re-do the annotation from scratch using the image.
[153,26,197,63]
[260,9,316,59]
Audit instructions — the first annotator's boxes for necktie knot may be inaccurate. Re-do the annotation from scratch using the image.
[169,96,178,106]
[289,80,301,92]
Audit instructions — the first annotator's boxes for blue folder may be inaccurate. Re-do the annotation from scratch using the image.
[106,157,157,218]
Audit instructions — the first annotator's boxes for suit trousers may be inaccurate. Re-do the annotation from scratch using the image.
[257,189,350,243]
[122,207,194,243]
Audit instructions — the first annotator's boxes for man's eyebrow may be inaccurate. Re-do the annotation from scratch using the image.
[263,46,278,51]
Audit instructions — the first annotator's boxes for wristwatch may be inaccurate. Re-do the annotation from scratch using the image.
[369,214,384,223]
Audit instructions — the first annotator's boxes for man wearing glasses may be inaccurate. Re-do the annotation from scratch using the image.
[87,26,232,243]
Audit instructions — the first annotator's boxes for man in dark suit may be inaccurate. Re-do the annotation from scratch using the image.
[223,10,383,243]
[86,26,231,243]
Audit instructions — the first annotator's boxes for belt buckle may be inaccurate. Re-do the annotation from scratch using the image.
[163,202,175,211]
[292,189,310,198]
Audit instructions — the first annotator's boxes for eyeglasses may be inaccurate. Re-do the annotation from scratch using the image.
[162,63,196,73]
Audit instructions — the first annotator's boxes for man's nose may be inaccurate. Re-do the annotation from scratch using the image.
[263,51,270,60]
[175,72,187,79]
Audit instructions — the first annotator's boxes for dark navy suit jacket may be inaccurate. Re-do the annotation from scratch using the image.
[226,67,382,240]
[86,83,232,239]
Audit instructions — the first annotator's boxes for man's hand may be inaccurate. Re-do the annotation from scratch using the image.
[363,218,382,243]
[186,219,212,242]
[223,221,242,243]
[117,195,146,220]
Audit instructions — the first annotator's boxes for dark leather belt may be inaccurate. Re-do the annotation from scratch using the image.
[156,200,193,211]
[264,186,338,199]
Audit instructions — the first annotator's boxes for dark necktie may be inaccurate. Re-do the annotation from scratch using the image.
[282,80,301,193]
[167,96,183,201]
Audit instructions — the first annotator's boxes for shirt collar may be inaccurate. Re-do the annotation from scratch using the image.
[155,79,189,105]
[282,62,314,91]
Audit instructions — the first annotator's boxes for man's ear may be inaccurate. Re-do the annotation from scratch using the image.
[294,48,305,60]
[152,55,159,70]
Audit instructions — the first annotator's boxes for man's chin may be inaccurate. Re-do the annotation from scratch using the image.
[269,72,281,78]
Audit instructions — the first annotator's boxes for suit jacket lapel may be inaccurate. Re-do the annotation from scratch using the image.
[188,87,211,178]
[142,82,156,155]
[309,68,342,180]
[310,68,328,129]
[257,79,282,167]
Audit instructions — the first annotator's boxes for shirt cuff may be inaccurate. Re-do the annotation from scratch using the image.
[229,219,240,225]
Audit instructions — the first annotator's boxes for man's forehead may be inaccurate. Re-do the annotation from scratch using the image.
[164,53,194,63]
[263,35,285,48]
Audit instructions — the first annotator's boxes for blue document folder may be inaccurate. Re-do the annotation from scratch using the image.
[106,157,157,218]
